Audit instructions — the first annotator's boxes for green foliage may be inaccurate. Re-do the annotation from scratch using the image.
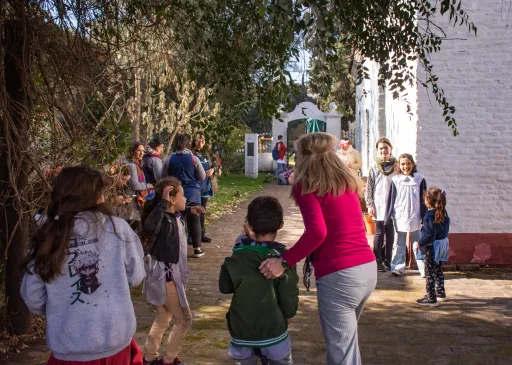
[308,42,355,120]
[221,153,246,174]
[161,0,302,122]
[204,108,249,153]
[72,119,132,168]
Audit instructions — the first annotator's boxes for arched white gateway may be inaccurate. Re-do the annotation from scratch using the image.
[272,101,342,147]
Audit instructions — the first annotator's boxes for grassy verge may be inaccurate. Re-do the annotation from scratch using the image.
[205,173,265,225]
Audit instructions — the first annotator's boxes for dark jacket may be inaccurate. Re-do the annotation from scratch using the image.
[418,210,450,247]
[219,237,299,348]
[143,200,191,264]
[142,154,162,184]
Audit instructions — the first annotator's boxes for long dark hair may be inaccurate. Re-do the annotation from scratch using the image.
[173,134,188,152]
[24,166,114,283]
[397,153,418,176]
[424,186,447,224]
[129,141,144,160]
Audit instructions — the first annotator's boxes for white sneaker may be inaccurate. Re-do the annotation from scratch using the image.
[391,270,403,277]
[437,294,448,302]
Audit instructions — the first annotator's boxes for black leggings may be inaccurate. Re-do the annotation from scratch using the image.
[187,202,202,249]
[425,246,445,300]
[200,197,209,235]
[373,219,394,264]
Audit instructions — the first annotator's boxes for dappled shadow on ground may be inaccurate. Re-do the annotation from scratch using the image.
[442,268,512,281]
[359,295,512,365]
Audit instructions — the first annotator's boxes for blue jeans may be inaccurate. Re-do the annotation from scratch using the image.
[391,230,424,276]
[229,337,292,364]
[274,163,286,178]
[279,175,289,185]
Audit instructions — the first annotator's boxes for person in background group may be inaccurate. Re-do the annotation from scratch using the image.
[142,178,205,365]
[192,132,215,243]
[127,142,154,231]
[365,137,397,272]
[416,187,450,306]
[162,134,206,258]
[278,166,294,186]
[336,138,362,176]
[260,133,376,365]
[386,153,427,277]
[213,149,223,176]
[21,166,145,365]
[113,165,139,225]
[274,135,288,179]
[143,137,164,184]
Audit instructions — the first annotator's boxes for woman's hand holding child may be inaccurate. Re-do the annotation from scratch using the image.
[259,258,285,280]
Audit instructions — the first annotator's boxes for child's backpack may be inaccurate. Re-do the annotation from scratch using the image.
[272,145,279,161]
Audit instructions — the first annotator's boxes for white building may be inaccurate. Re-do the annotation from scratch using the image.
[355,1,512,265]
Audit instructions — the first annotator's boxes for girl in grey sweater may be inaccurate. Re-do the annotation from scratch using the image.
[21,166,145,363]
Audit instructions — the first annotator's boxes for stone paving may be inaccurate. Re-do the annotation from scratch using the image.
[5,184,512,365]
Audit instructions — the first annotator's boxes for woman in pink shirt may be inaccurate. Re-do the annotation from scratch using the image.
[260,132,377,365]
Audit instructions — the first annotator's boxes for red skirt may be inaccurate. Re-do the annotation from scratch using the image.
[47,338,143,365]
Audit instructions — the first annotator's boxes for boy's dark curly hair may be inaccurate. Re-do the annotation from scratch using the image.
[246,196,284,236]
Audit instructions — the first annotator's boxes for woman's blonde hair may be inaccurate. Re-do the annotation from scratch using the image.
[292,133,362,198]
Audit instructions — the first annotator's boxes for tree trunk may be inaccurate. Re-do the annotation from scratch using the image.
[132,42,141,141]
[164,128,179,158]
[0,14,32,335]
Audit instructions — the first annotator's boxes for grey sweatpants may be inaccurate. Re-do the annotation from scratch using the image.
[316,261,377,365]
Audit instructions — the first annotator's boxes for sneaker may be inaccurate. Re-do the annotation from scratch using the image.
[437,293,448,302]
[416,296,439,307]
[144,358,163,365]
[384,260,391,271]
[201,235,212,243]
[193,248,205,258]
[377,262,386,272]
[391,270,403,277]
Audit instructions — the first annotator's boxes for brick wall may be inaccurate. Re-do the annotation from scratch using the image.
[416,1,512,233]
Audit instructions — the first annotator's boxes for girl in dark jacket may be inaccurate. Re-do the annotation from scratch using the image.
[141,178,204,365]
[416,186,450,307]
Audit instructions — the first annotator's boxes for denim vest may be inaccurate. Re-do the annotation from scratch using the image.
[168,153,201,204]
[195,152,212,196]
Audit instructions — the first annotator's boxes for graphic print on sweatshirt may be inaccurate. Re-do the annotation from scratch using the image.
[67,237,102,305]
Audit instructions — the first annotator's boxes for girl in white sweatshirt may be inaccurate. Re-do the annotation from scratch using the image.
[21,166,145,364]
[386,154,427,277]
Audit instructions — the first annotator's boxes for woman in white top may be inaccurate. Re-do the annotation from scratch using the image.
[365,137,398,272]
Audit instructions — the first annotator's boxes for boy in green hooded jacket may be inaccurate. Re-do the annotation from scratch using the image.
[220,196,299,364]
